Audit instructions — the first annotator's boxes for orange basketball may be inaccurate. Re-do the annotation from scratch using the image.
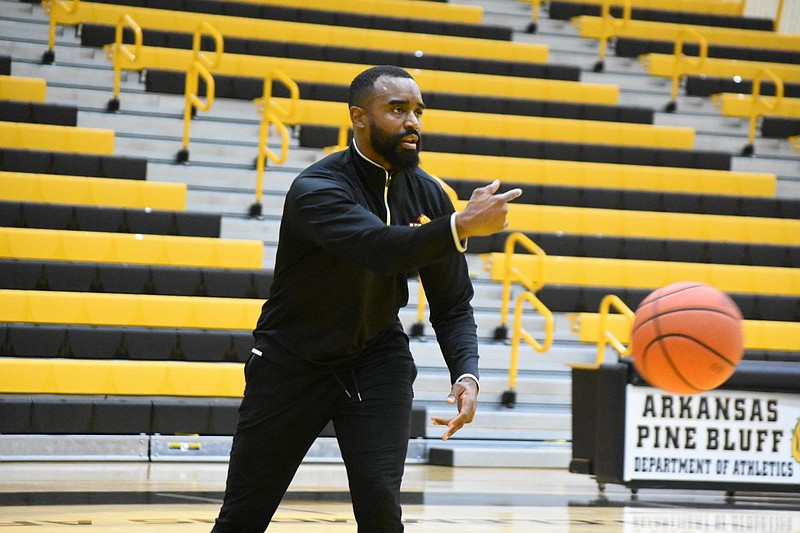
[630,281,744,395]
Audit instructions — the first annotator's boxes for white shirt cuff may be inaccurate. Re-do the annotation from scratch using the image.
[456,373,480,393]
[449,212,468,253]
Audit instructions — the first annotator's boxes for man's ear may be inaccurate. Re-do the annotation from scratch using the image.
[350,106,366,130]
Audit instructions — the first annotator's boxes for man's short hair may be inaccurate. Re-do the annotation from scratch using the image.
[348,66,414,108]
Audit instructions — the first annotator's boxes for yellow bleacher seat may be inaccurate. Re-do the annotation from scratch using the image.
[106,45,619,105]
[0,227,264,269]
[0,121,115,155]
[0,75,47,102]
[419,152,776,197]
[575,16,800,52]
[486,253,800,297]
[712,93,800,119]
[500,203,800,246]
[0,171,187,210]
[0,358,246,397]
[645,54,800,84]
[285,99,694,149]
[53,2,542,64]
[0,289,261,330]
[572,312,800,353]
[224,0,484,24]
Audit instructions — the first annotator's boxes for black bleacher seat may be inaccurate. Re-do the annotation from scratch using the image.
[80,24,578,82]
[0,394,429,437]
[547,1,774,31]
[464,230,800,270]
[685,76,800,98]
[88,0,513,41]
[761,117,800,140]
[1,323,255,362]
[614,38,800,66]
[0,148,147,180]
[0,55,11,75]
[445,179,800,219]
[299,125,732,170]
[0,101,78,127]
[144,69,653,124]
[0,201,221,238]
[0,259,273,298]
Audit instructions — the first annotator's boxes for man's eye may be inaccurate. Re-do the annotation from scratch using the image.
[415,109,424,118]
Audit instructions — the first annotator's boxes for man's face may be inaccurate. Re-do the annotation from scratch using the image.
[357,76,425,171]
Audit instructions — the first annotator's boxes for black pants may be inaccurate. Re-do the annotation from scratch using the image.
[211,351,417,533]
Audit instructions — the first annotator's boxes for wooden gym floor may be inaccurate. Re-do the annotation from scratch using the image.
[1,461,799,532]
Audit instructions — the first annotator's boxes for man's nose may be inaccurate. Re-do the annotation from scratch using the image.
[404,112,421,131]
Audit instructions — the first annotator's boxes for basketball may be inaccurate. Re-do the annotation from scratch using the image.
[630,281,744,395]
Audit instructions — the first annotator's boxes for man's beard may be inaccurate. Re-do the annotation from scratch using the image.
[370,123,421,171]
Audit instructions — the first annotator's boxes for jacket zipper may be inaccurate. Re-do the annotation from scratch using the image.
[383,172,392,225]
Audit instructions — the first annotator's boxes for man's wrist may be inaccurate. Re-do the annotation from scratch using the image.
[456,373,480,393]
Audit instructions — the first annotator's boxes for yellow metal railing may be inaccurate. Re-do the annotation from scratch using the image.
[105,13,142,111]
[594,0,632,72]
[526,0,544,33]
[743,68,784,156]
[568,294,634,370]
[176,21,223,163]
[43,0,79,63]
[250,69,298,217]
[664,27,708,112]
[501,290,555,406]
[493,232,546,340]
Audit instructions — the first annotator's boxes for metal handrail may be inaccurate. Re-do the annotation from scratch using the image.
[495,232,546,338]
[506,291,554,388]
[665,27,708,111]
[44,0,80,62]
[106,13,142,110]
[570,294,634,370]
[176,22,223,162]
[180,60,215,153]
[250,69,299,217]
[594,0,631,71]
[745,68,784,151]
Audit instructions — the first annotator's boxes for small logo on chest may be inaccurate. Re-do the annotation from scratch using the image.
[409,214,431,227]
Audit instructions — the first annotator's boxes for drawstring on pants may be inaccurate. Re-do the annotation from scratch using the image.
[331,370,362,402]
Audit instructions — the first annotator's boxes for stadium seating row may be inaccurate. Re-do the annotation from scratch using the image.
[0,259,272,299]
[1,323,253,362]
[468,231,800,269]
[0,75,46,103]
[485,253,800,296]
[547,1,773,30]
[1,171,185,210]
[299,126,731,170]
[614,37,800,66]
[686,75,800,98]
[0,100,77,127]
[0,121,114,155]
[145,69,651,123]
[762,117,800,139]
[0,227,264,269]
[0,201,221,238]
[0,392,427,437]
[81,24,576,81]
[421,152,774,197]
[0,148,147,180]
[445,180,800,219]
[89,0,511,40]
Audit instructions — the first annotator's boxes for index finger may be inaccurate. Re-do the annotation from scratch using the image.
[496,188,522,203]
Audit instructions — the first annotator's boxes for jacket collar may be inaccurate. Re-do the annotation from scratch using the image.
[351,140,391,184]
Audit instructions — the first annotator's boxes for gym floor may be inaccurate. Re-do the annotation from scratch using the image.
[2,461,799,532]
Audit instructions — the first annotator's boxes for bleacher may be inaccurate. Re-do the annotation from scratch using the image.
[0,0,798,467]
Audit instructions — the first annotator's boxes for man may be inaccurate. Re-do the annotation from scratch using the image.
[211,65,521,532]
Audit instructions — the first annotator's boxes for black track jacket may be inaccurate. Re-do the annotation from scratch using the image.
[253,143,479,385]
